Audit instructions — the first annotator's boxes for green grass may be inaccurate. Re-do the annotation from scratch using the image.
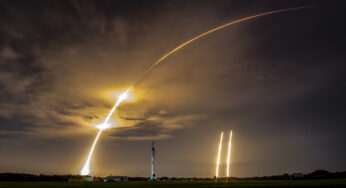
[1,179,346,188]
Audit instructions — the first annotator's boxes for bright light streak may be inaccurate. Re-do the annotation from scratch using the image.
[133,6,314,86]
[226,130,232,177]
[80,129,102,175]
[80,89,131,175]
[79,6,314,175]
[103,89,130,126]
[216,132,223,178]
[95,122,112,130]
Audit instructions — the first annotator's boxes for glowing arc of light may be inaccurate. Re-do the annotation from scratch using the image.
[103,89,130,125]
[133,6,314,86]
[80,129,102,175]
[79,6,314,175]
[216,132,223,178]
[226,130,232,177]
[80,89,130,175]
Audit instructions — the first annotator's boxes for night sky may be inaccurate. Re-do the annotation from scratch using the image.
[0,0,346,177]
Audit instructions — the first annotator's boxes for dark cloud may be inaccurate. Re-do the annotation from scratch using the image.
[110,112,206,141]
[0,117,31,132]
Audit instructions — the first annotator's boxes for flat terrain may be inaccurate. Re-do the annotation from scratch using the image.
[1,179,346,188]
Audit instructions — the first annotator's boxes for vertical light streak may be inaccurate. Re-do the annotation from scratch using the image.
[216,132,223,178]
[226,130,233,177]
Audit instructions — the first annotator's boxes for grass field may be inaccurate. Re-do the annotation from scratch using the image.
[1,179,346,188]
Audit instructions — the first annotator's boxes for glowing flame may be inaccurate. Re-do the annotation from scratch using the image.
[226,130,232,177]
[216,132,223,178]
[80,89,131,175]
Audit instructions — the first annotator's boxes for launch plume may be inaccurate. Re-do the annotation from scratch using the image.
[226,130,233,177]
[79,6,313,175]
[216,132,223,178]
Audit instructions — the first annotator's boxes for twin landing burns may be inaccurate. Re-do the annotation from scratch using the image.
[215,130,233,178]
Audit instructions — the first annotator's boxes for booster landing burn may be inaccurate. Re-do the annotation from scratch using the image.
[216,132,223,178]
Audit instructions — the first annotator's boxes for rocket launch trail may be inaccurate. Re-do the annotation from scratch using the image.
[80,6,314,175]
[80,91,129,175]
[132,6,314,86]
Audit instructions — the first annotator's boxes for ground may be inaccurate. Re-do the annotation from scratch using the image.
[1,179,346,188]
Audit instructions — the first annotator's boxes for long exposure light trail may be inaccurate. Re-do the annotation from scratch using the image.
[226,130,233,177]
[80,90,130,175]
[133,6,314,86]
[216,132,223,178]
[79,6,313,175]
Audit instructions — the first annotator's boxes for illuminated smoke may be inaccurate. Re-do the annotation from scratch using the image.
[226,130,232,177]
[216,132,223,178]
[79,6,313,175]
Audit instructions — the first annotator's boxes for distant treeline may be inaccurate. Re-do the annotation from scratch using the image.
[237,170,346,180]
[0,174,84,181]
[1,170,346,181]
